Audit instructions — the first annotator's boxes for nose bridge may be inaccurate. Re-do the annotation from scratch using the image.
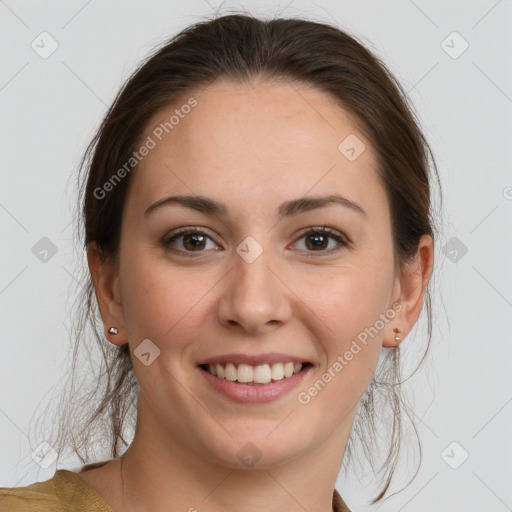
[217,236,291,333]
[236,244,273,295]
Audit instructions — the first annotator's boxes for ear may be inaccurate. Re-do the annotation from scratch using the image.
[87,241,127,346]
[383,234,434,348]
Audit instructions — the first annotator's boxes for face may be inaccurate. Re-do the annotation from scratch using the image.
[104,79,405,469]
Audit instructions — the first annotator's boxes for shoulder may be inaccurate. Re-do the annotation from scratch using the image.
[0,469,112,512]
[0,472,62,512]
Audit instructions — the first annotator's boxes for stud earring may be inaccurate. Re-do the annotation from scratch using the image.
[393,327,400,342]
[108,327,119,335]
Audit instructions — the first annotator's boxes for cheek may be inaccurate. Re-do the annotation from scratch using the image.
[296,257,393,336]
[119,249,222,351]
[292,262,393,399]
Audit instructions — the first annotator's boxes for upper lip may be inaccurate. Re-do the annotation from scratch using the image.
[198,352,311,367]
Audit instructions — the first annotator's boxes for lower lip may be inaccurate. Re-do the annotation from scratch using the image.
[197,365,313,404]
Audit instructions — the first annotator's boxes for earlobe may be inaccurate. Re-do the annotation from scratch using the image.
[382,234,434,348]
[382,322,403,348]
[87,242,127,346]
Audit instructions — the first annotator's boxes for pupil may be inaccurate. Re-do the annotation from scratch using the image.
[308,234,326,249]
[185,234,205,250]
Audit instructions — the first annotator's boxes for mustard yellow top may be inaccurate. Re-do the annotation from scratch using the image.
[0,469,112,511]
[0,467,351,511]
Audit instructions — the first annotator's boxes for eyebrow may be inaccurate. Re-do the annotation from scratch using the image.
[144,193,367,219]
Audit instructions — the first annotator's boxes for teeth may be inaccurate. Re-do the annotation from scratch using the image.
[271,362,284,381]
[225,363,237,381]
[205,362,305,384]
[254,364,271,384]
[237,364,253,383]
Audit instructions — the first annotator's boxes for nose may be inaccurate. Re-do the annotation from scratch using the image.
[216,244,292,335]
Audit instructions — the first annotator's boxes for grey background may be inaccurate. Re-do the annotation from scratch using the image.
[1,0,511,510]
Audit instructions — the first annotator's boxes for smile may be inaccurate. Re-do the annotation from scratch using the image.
[197,362,313,403]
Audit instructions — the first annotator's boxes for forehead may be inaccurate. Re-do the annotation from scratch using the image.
[126,79,385,218]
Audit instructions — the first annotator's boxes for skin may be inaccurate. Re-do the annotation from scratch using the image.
[84,79,433,512]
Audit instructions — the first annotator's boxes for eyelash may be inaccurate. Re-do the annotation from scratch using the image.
[162,225,349,258]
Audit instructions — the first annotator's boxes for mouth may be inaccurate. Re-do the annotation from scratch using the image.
[198,361,313,385]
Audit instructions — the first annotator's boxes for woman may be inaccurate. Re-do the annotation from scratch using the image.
[0,13,438,512]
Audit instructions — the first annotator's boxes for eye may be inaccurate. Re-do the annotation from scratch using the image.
[291,226,349,257]
[163,227,220,257]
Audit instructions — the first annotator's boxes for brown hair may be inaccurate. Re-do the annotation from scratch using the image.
[37,13,440,504]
